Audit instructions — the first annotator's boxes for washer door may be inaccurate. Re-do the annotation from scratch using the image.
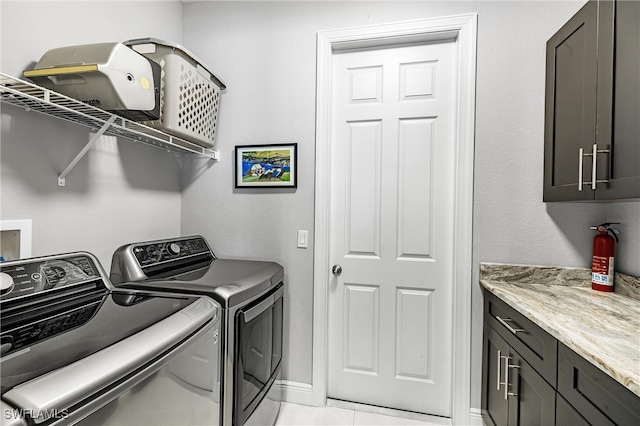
[77,321,221,426]
[3,297,219,425]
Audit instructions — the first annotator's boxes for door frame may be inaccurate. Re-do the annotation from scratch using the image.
[312,15,477,424]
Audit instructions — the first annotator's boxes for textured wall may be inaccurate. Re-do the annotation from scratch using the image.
[2,0,637,415]
[607,202,640,272]
[181,0,639,410]
[1,1,185,268]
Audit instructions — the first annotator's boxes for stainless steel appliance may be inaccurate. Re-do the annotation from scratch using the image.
[0,252,221,425]
[110,236,284,426]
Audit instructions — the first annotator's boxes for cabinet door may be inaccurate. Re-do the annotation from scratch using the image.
[595,0,640,200]
[508,352,556,426]
[558,343,640,425]
[556,394,590,426]
[482,325,511,426]
[544,0,598,201]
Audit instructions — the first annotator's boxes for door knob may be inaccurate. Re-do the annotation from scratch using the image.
[332,265,342,276]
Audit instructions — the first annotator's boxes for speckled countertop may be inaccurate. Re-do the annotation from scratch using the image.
[480,263,640,398]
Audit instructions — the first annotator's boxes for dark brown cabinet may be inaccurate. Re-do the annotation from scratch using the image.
[555,395,590,426]
[544,0,640,201]
[482,289,640,425]
[482,326,510,426]
[482,292,557,426]
[558,343,640,425]
[482,326,556,426]
[508,351,556,426]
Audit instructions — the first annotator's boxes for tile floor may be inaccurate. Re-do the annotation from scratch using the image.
[275,401,452,426]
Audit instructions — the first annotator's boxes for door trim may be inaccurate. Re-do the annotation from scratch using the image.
[312,15,477,424]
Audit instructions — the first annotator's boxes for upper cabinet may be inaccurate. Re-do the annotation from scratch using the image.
[544,0,640,201]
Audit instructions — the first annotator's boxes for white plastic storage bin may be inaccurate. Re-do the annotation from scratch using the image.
[124,38,226,148]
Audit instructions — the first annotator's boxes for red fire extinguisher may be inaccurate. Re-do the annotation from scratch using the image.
[590,223,619,292]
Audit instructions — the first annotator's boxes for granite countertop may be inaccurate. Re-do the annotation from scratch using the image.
[479,263,640,398]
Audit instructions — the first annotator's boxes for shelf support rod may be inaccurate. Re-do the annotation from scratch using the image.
[58,115,117,186]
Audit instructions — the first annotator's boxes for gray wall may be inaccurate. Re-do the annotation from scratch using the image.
[1,0,638,414]
[180,0,640,410]
[1,1,185,267]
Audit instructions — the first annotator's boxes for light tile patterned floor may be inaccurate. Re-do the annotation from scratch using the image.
[275,402,452,426]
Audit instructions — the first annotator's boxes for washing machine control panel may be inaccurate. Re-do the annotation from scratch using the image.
[133,236,211,268]
[0,255,102,301]
[1,300,102,356]
[0,253,107,356]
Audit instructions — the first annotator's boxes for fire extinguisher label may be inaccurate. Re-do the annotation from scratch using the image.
[608,256,615,283]
[592,256,614,287]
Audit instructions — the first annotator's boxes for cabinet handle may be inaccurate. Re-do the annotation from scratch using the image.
[578,147,584,191]
[591,143,598,190]
[503,356,509,400]
[497,350,503,391]
[507,362,521,399]
[500,354,509,399]
[495,316,525,334]
[592,143,611,190]
[579,145,611,191]
[502,356,521,400]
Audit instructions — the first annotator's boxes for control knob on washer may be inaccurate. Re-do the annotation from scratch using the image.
[168,243,181,256]
[0,335,13,356]
[0,272,14,296]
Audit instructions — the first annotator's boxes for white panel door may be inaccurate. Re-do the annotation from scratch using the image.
[327,41,456,416]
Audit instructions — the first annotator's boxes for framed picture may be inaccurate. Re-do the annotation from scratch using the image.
[235,143,297,188]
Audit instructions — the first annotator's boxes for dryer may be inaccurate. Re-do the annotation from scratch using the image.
[110,236,284,426]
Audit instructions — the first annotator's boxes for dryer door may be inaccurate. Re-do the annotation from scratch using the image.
[234,282,283,425]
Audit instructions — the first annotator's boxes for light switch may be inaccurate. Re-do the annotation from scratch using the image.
[297,230,309,248]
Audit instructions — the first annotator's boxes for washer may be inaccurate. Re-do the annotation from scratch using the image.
[110,235,284,426]
[0,251,221,426]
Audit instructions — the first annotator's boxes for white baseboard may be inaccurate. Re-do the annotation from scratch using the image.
[275,381,484,426]
[274,380,313,406]
[469,408,484,426]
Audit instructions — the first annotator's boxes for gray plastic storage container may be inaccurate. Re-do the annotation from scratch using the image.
[24,42,161,121]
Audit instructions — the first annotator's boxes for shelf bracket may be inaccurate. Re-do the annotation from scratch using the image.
[58,115,118,186]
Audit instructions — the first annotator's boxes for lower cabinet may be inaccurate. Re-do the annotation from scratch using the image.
[510,351,556,425]
[555,394,589,426]
[482,326,510,426]
[481,289,640,426]
[482,325,556,426]
[558,343,640,426]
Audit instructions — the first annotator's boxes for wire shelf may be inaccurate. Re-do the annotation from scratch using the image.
[0,72,220,160]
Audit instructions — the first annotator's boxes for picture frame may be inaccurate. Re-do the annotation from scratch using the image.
[235,143,298,188]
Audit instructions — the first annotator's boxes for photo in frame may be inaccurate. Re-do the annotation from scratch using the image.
[235,143,297,188]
